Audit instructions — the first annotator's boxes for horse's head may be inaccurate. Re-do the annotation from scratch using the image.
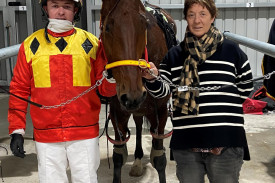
[101,0,149,111]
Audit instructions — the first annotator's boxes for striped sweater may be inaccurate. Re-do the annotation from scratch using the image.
[145,39,254,160]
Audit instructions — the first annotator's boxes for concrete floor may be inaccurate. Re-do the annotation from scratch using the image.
[1,93,275,183]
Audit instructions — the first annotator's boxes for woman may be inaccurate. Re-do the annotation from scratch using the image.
[143,0,254,182]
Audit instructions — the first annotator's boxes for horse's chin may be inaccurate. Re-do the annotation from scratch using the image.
[120,102,141,112]
[117,90,147,112]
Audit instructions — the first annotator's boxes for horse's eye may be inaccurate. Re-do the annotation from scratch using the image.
[104,19,114,33]
[105,24,110,32]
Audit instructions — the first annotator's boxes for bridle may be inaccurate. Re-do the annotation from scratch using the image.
[100,28,150,71]
[100,0,150,71]
[100,0,173,145]
[102,30,150,70]
[105,59,150,70]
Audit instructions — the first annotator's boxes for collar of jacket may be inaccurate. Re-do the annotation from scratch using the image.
[47,28,75,38]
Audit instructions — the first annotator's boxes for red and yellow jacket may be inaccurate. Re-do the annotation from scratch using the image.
[8,28,116,143]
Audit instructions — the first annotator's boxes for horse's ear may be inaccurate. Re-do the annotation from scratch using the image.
[138,5,146,17]
[139,10,149,27]
[141,15,150,28]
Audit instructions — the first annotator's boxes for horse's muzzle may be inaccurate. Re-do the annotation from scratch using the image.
[119,90,147,111]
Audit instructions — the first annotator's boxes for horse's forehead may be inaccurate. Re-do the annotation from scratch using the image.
[118,0,142,6]
[105,0,143,13]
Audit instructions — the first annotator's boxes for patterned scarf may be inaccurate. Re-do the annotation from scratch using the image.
[173,25,224,115]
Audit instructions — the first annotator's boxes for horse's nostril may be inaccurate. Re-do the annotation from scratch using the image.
[120,94,127,103]
[119,94,141,110]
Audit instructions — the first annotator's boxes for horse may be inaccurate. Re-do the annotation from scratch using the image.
[100,0,177,182]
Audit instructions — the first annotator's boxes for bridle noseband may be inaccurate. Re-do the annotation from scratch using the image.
[101,0,150,71]
[100,0,173,145]
[105,59,150,70]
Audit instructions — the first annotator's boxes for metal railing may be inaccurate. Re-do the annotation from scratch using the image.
[1,32,275,68]
[0,44,20,61]
[3,32,275,61]
[223,32,275,58]
[88,2,275,10]
[1,32,275,60]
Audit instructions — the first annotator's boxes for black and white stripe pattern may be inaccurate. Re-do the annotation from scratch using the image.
[145,39,254,159]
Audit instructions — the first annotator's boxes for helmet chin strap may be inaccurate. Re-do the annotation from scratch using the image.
[44,21,51,43]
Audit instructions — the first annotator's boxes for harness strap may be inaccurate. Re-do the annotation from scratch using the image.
[150,130,173,139]
[105,108,131,145]
[106,119,131,145]
[144,47,148,62]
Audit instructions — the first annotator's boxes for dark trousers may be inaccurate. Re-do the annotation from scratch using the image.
[172,147,244,183]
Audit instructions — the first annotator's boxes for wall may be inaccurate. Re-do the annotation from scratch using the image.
[1,0,275,86]
[0,0,86,86]
[88,0,275,78]
[215,0,275,77]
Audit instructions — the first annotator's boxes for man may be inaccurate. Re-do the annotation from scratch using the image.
[8,0,116,182]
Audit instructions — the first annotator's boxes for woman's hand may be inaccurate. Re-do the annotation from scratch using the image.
[142,62,159,81]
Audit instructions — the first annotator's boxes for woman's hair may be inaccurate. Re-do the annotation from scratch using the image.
[183,0,218,20]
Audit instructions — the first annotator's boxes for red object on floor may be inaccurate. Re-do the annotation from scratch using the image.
[243,98,267,115]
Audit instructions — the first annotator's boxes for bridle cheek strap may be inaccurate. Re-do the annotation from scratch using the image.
[104,30,149,70]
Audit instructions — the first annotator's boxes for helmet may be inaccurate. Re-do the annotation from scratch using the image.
[40,0,82,22]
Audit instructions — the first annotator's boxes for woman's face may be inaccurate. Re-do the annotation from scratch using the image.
[186,3,215,38]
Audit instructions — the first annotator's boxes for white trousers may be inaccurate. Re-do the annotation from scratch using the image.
[35,138,100,183]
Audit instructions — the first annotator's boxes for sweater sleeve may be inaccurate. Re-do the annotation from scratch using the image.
[8,43,31,134]
[234,45,254,103]
[145,54,173,98]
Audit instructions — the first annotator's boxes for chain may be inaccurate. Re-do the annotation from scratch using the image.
[146,69,275,92]
[40,76,105,109]
[38,69,275,109]
[146,69,221,91]
[264,70,275,80]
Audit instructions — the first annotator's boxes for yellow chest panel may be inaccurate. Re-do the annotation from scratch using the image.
[23,28,99,88]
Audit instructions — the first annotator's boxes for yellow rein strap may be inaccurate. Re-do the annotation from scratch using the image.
[105,59,151,70]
